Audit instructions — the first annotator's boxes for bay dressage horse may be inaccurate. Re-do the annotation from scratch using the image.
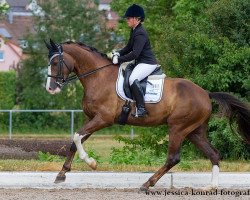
[45,39,250,191]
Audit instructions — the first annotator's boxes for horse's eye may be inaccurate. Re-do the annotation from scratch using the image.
[51,60,58,66]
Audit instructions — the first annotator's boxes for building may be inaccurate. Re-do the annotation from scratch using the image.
[0,0,37,71]
[0,0,119,71]
[0,36,22,71]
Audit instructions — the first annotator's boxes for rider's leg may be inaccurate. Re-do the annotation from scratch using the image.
[129,63,158,117]
[129,63,158,86]
[130,79,148,117]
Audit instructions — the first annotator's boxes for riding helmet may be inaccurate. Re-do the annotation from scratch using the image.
[124,4,145,22]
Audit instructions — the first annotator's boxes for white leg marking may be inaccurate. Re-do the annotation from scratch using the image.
[73,133,97,169]
[211,165,219,188]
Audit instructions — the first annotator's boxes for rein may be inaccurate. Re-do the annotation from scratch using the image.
[64,63,113,84]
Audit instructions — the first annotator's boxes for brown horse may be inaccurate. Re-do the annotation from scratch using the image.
[45,39,250,191]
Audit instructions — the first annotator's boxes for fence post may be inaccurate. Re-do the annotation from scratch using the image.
[130,127,134,139]
[9,110,12,139]
[71,110,74,139]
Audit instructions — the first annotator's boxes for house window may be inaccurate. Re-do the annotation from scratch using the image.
[0,51,4,61]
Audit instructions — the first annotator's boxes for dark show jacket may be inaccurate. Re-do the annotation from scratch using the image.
[118,23,157,65]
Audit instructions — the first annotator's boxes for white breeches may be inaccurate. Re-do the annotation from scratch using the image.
[129,63,158,86]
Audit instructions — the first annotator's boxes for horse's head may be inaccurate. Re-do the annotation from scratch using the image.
[45,39,75,95]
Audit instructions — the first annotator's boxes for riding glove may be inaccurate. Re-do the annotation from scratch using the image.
[112,51,120,64]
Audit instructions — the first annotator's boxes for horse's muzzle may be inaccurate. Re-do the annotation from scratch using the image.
[47,86,61,95]
[46,77,62,95]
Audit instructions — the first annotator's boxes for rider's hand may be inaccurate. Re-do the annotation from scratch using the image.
[112,54,119,64]
[112,50,120,57]
[112,50,120,64]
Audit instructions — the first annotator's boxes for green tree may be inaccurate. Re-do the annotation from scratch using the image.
[0,2,9,18]
[35,0,111,48]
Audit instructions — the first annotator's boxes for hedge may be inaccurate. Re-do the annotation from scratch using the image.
[0,71,16,109]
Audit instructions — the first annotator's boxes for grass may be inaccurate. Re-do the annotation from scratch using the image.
[0,134,249,172]
[0,159,249,172]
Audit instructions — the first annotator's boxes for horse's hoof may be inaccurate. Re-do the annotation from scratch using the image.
[88,158,97,170]
[54,175,66,184]
[139,185,149,193]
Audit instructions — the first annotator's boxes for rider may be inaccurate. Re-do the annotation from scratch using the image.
[112,4,158,118]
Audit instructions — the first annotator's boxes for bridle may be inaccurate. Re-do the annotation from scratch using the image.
[47,44,113,88]
[47,45,71,88]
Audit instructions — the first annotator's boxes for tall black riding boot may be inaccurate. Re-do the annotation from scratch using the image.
[131,79,148,117]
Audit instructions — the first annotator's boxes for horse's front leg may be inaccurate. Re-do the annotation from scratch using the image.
[55,115,110,183]
[73,133,97,170]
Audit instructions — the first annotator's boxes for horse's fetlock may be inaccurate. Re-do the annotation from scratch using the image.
[63,164,71,172]
[149,179,156,187]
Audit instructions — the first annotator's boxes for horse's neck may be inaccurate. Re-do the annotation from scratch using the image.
[65,45,118,96]
[81,63,118,102]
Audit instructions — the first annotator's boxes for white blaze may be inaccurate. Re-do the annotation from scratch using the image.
[46,65,52,92]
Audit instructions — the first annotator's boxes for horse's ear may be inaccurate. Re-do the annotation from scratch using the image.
[50,38,58,51]
[44,40,51,50]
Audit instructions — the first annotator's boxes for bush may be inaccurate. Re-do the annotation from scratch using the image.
[0,71,16,130]
[109,145,165,166]
[208,117,250,160]
[0,71,16,109]
[109,125,204,165]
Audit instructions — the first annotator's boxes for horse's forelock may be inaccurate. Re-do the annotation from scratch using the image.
[48,50,59,60]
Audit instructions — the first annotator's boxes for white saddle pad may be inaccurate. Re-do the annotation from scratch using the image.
[116,67,165,104]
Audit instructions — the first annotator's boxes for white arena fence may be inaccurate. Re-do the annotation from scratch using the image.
[0,110,82,139]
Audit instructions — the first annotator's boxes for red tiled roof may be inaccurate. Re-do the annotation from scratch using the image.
[6,0,30,7]
[100,0,113,4]
[0,16,35,45]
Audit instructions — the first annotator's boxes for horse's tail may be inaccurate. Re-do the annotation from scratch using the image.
[209,92,250,144]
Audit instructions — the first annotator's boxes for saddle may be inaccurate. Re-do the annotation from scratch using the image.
[121,62,165,100]
[117,61,166,125]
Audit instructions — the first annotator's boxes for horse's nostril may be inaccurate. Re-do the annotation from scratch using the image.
[49,87,52,90]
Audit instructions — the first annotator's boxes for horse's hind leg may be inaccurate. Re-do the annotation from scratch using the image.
[140,126,186,191]
[187,122,220,188]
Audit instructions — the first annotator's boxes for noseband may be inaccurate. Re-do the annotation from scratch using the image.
[47,44,113,88]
